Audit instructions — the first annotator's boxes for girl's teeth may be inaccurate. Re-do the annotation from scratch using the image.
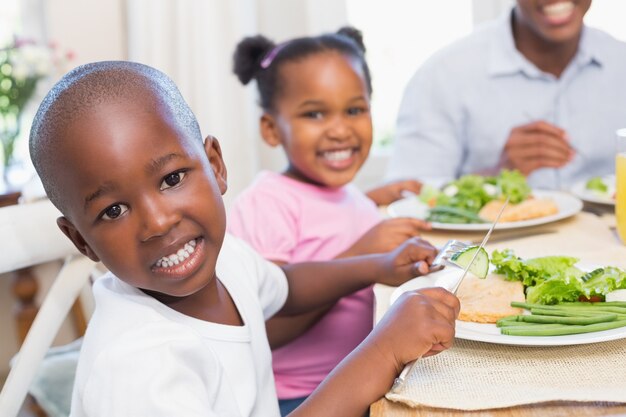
[323,149,353,161]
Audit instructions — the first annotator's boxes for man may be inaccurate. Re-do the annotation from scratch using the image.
[387,0,626,190]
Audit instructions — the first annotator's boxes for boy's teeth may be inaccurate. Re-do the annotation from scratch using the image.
[155,239,196,268]
[543,1,574,18]
[323,149,353,161]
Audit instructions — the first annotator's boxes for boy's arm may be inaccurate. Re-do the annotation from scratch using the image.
[289,287,460,417]
[277,237,438,316]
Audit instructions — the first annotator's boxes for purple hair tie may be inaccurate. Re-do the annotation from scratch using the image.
[260,42,288,69]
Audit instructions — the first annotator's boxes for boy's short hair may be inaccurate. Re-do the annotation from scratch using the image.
[29,61,202,215]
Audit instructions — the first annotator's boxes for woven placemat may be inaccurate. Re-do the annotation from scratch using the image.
[386,338,626,410]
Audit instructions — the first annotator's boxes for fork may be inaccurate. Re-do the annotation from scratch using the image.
[431,239,470,270]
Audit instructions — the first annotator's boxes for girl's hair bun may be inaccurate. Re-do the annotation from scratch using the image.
[233,35,275,85]
[336,26,366,53]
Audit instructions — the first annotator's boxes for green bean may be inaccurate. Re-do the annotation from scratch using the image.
[427,206,485,223]
[559,301,626,308]
[530,308,626,319]
[498,314,616,325]
[501,320,626,336]
[512,301,626,314]
[496,322,565,330]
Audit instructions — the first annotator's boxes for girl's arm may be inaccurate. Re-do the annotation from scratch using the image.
[265,260,334,349]
[366,179,423,205]
[266,306,333,349]
[290,287,460,417]
[277,237,438,316]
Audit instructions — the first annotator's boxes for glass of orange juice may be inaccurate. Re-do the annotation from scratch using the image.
[615,128,626,243]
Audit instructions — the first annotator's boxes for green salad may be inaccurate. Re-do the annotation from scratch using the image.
[491,249,626,304]
[491,250,626,336]
[418,170,531,224]
[585,176,609,194]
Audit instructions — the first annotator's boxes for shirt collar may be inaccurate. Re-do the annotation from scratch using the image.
[487,8,604,78]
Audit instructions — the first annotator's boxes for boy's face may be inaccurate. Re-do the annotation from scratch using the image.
[54,98,228,301]
[261,51,373,188]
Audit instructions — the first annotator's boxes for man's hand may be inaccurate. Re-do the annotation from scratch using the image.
[500,121,574,175]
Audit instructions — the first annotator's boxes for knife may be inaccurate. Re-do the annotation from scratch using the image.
[450,196,509,294]
[391,197,509,394]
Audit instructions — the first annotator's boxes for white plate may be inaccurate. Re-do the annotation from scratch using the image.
[386,190,582,231]
[570,175,615,206]
[390,265,626,346]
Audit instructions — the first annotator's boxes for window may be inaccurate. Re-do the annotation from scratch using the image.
[0,1,20,45]
[346,0,473,150]
[585,0,626,41]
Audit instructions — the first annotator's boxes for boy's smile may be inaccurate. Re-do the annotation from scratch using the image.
[53,97,228,307]
[261,51,373,188]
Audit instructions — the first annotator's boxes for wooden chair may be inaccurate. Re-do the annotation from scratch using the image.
[0,199,97,417]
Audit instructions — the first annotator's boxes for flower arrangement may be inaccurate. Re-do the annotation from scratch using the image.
[0,38,73,174]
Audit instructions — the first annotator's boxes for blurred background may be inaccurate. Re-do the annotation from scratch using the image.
[1,0,626,386]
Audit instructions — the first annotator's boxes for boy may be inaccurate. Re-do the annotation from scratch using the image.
[29,61,459,416]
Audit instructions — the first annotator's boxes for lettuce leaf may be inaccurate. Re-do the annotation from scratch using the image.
[497,169,531,204]
[526,276,584,305]
[581,266,626,298]
[491,249,540,286]
[585,176,608,193]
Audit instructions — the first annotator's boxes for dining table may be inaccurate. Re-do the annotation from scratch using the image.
[370,202,626,416]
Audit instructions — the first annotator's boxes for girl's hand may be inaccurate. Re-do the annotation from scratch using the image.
[369,287,459,372]
[338,218,431,258]
[366,179,423,206]
[376,237,440,287]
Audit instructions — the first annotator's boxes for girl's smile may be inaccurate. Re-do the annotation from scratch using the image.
[318,146,362,170]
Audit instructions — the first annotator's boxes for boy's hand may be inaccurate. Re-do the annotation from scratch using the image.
[366,179,423,206]
[369,287,459,373]
[297,287,459,415]
[338,218,431,259]
[375,237,439,286]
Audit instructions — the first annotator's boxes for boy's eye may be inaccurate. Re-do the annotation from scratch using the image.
[101,204,128,220]
[161,171,186,190]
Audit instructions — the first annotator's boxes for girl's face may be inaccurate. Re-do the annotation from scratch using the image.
[262,51,373,188]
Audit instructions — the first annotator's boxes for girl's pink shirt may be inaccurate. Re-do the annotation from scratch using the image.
[227,171,381,399]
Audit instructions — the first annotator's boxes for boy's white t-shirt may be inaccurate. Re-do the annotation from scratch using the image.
[69,234,289,417]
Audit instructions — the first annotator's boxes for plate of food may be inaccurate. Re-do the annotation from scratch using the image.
[390,250,626,346]
[571,175,615,206]
[387,170,582,231]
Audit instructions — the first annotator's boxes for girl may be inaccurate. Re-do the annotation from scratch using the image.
[229,27,429,415]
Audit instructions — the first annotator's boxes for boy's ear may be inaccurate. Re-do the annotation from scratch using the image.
[203,135,228,195]
[260,113,282,147]
[56,217,100,262]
